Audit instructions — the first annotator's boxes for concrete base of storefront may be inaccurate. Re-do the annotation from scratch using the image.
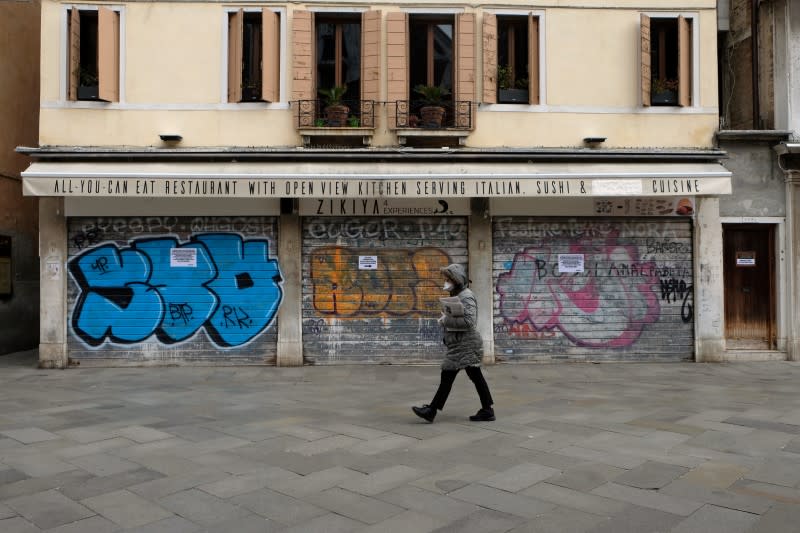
[37,342,67,369]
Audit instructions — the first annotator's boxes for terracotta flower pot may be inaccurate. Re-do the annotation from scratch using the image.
[419,105,445,128]
[324,105,350,127]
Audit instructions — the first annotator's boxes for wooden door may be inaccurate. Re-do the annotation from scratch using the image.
[723,225,775,349]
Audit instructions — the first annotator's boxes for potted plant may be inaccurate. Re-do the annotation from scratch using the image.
[497,65,529,103]
[241,82,261,102]
[651,78,679,105]
[318,85,349,126]
[77,66,99,100]
[413,84,450,128]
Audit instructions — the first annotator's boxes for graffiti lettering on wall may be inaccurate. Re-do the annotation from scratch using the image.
[496,232,665,348]
[69,234,282,348]
[309,247,450,317]
[660,278,693,323]
[307,218,466,242]
[72,217,276,240]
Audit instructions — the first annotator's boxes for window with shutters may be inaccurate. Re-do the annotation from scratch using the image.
[482,12,540,106]
[227,9,280,103]
[67,6,120,102]
[409,16,454,102]
[641,14,693,107]
[316,15,361,101]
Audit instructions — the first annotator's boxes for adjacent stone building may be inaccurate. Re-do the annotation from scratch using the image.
[1,0,40,354]
[22,0,747,367]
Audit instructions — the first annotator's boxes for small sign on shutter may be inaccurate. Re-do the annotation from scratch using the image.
[170,248,197,267]
[736,251,756,267]
[558,254,584,273]
[359,255,378,270]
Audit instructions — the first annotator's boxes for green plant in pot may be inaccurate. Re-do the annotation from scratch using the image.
[76,66,99,100]
[318,85,349,127]
[651,78,679,105]
[413,84,450,128]
[497,65,529,103]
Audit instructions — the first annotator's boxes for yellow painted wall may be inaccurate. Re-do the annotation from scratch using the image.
[38,1,720,149]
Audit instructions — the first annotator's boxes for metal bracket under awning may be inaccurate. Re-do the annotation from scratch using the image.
[22,161,732,198]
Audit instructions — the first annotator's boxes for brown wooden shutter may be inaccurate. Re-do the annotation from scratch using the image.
[262,9,280,102]
[386,11,408,129]
[228,10,243,102]
[291,10,314,102]
[98,7,119,102]
[482,13,497,104]
[678,15,691,107]
[68,8,80,101]
[641,14,651,106]
[528,14,540,105]
[455,13,475,104]
[361,10,381,128]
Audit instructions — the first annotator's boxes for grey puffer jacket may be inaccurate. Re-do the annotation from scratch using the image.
[440,264,484,371]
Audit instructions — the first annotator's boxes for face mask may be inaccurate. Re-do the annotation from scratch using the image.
[443,281,454,291]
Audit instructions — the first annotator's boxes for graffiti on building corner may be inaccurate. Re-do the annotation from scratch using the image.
[69,234,282,348]
[496,233,663,348]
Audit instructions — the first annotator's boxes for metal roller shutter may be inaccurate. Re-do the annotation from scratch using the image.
[302,216,468,364]
[493,217,694,361]
[67,216,281,364]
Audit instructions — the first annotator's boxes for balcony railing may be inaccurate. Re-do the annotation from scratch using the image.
[294,99,376,129]
[392,100,473,130]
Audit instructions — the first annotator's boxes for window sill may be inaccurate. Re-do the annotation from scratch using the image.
[394,129,471,146]
[298,127,375,147]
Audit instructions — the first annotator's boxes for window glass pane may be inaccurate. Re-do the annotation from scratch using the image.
[432,23,452,93]
[513,22,529,88]
[79,11,98,86]
[316,22,336,93]
[341,23,361,100]
[409,21,429,91]
[242,13,262,98]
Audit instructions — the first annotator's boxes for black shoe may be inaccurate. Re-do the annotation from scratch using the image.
[412,404,436,423]
[469,407,495,422]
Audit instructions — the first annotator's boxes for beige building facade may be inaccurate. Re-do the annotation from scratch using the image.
[24,1,750,366]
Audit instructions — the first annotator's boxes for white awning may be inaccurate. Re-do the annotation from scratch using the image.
[22,161,732,198]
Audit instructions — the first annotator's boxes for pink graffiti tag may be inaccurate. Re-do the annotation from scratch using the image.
[496,234,660,348]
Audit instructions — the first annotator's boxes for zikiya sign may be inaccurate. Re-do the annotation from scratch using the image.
[23,176,732,198]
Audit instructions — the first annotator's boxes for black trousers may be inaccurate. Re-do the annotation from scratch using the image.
[430,366,493,411]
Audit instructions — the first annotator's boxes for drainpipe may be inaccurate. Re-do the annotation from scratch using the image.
[752,0,761,129]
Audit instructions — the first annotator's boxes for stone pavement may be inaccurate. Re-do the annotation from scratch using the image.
[0,351,799,532]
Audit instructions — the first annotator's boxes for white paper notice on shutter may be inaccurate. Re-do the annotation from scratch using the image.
[359,256,378,270]
[558,254,584,273]
[170,248,197,267]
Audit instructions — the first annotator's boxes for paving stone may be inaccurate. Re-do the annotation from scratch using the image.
[81,489,173,528]
[338,465,426,496]
[58,468,165,501]
[584,503,684,533]
[377,485,478,521]
[41,515,119,533]
[506,506,609,533]
[112,438,191,460]
[431,508,525,533]
[305,487,405,524]
[520,482,629,517]
[350,434,419,455]
[410,464,499,495]
[555,445,647,469]
[272,425,334,441]
[546,462,625,492]
[5,489,94,530]
[66,453,140,477]
[0,455,77,479]
[480,463,561,493]
[271,466,363,497]
[747,502,800,533]
[285,435,361,456]
[55,438,136,460]
[730,479,800,504]
[127,467,228,499]
[678,461,748,489]
[0,470,94,501]
[0,429,61,445]
[317,423,389,441]
[723,416,800,435]
[231,488,328,525]
[357,509,448,533]
[448,483,556,519]
[0,501,16,519]
[590,482,704,516]
[0,468,29,485]
[197,514,282,533]
[613,460,689,489]
[197,466,301,499]
[745,456,800,487]
[114,426,173,443]
[670,503,759,533]
[0,516,41,533]
[659,478,772,515]
[278,512,365,533]
[160,488,251,527]
[118,516,200,533]
[186,451,268,475]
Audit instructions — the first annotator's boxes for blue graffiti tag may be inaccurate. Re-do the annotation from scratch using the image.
[69,234,283,348]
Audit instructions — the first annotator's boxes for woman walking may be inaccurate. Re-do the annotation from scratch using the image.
[412,263,495,423]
